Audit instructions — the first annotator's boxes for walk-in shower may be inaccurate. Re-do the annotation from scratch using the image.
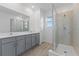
[49,3,78,56]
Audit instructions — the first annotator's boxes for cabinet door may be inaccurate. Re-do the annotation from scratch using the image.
[31,34,36,47]
[2,42,16,56]
[25,35,32,50]
[16,39,25,55]
[36,33,40,45]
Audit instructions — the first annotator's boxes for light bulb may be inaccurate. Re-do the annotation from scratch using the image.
[32,5,34,8]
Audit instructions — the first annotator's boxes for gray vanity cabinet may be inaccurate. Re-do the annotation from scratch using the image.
[31,34,36,47]
[16,36,25,55]
[2,37,16,56]
[36,33,40,45]
[0,33,40,56]
[25,35,32,50]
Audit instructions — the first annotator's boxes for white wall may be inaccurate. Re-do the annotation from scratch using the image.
[0,4,41,33]
[0,7,25,33]
[0,3,28,16]
[0,10,10,33]
[40,11,45,44]
[40,9,55,44]
[29,10,40,32]
[72,4,79,55]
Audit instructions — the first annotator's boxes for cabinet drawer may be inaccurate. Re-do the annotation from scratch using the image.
[32,34,36,36]
[26,35,32,39]
[16,36,25,40]
[2,37,15,44]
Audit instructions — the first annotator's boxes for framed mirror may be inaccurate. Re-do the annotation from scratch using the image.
[10,16,30,32]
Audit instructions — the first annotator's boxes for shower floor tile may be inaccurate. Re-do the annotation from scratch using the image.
[56,44,78,56]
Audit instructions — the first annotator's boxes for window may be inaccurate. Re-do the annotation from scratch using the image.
[47,16,54,27]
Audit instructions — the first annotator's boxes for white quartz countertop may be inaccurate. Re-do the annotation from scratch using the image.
[0,32,40,39]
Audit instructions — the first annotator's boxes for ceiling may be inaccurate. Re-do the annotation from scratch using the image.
[54,3,75,12]
[21,3,52,12]
[0,3,75,17]
[21,3,75,12]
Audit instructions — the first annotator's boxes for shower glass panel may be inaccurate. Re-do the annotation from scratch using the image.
[55,12,71,50]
